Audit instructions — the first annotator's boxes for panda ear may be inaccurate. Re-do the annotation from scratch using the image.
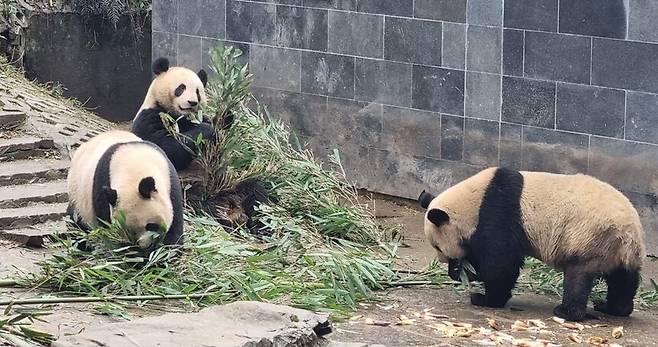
[427,208,450,227]
[198,69,208,87]
[153,57,170,75]
[418,190,435,209]
[102,186,117,207]
[139,177,157,199]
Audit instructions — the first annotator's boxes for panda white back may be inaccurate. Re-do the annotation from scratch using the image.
[68,130,141,225]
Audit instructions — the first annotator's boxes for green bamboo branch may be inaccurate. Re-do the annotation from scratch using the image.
[0,293,217,306]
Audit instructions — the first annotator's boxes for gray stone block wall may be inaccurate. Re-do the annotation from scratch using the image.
[153,0,658,252]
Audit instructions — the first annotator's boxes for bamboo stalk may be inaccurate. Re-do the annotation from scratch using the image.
[0,280,18,287]
[0,293,216,306]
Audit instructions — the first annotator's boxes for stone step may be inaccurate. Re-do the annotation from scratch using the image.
[0,202,68,230]
[0,136,56,161]
[0,180,68,208]
[0,110,27,130]
[0,158,69,186]
[0,220,69,247]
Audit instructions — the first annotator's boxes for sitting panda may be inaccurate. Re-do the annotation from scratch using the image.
[67,130,184,249]
[131,57,214,171]
[418,167,645,321]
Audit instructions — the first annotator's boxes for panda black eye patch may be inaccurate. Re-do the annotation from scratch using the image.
[175,84,186,97]
[145,223,160,232]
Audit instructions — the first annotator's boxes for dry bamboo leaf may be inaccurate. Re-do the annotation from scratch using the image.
[349,315,363,321]
[456,328,476,337]
[395,315,415,326]
[425,312,450,319]
[487,318,501,331]
[593,324,609,328]
[568,334,583,343]
[512,320,530,332]
[364,318,391,327]
[551,316,565,324]
[612,326,624,339]
[561,322,585,331]
[528,319,547,329]
[587,336,609,346]
[472,339,497,346]
[511,339,544,347]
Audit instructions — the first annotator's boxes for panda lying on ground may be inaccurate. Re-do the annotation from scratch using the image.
[67,130,184,249]
[418,167,645,321]
[131,57,213,171]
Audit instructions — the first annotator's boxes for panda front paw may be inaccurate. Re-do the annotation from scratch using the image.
[553,304,586,322]
[470,293,487,306]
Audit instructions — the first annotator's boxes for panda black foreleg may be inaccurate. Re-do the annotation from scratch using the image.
[593,267,639,317]
[554,266,595,321]
[180,122,214,150]
[470,252,523,308]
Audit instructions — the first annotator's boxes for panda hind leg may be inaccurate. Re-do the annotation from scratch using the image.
[554,266,595,321]
[593,267,639,317]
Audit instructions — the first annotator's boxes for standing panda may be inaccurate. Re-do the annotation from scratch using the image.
[131,57,213,171]
[418,167,645,321]
[67,130,184,249]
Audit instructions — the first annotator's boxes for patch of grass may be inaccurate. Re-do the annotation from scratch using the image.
[0,308,54,346]
[516,257,658,308]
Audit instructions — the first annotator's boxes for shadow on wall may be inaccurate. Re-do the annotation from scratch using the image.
[22,13,152,122]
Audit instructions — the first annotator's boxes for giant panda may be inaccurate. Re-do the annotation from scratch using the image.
[418,167,645,321]
[67,130,184,249]
[131,57,213,171]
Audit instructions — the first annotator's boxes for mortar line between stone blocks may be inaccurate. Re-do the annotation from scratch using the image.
[554,81,558,130]
[353,57,357,100]
[587,135,591,173]
[409,62,414,109]
[224,0,228,42]
[176,33,181,65]
[440,22,445,67]
[623,90,628,140]
[382,16,386,59]
[464,25,468,117]
[589,37,593,85]
[625,0,630,39]
[462,116,467,162]
[522,30,525,77]
[439,113,443,159]
[520,125,524,169]
[557,0,560,32]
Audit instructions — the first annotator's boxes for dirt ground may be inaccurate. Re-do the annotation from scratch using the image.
[1,196,657,346]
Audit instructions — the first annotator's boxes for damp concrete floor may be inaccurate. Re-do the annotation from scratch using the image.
[0,196,657,346]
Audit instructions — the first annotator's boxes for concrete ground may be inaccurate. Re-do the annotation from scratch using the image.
[333,195,658,346]
[0,196,657,346]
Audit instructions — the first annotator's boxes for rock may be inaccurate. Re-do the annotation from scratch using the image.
[52,301,332,347]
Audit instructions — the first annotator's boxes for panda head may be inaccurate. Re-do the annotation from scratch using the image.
[104,176,173,250]
[150,57,208,116]
[419,190,478,282]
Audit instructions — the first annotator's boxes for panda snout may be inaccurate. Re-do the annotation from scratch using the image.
[137,233,154,249]
[188,100,198,107]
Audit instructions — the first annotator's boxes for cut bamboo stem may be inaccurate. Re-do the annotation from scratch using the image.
[0,293,216,306]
